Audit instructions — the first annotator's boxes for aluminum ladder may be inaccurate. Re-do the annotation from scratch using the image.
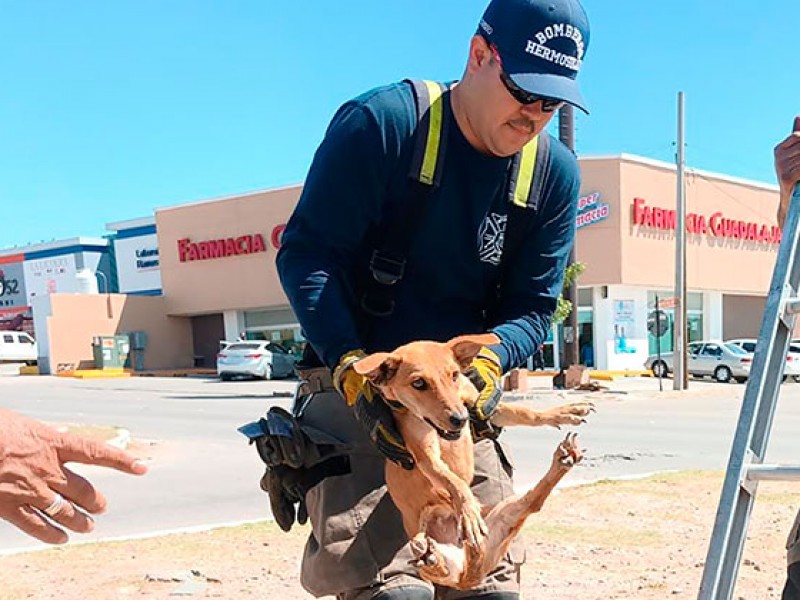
[699,184,800,599]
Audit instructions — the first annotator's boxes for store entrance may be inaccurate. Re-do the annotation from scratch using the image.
[191,313,225,368]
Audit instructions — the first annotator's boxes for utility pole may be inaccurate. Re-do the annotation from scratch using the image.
[674,92,688,390]
[559,104,580,368]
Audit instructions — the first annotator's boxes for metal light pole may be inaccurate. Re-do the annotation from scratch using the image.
[673,92,688,390]
[559,104,580,368]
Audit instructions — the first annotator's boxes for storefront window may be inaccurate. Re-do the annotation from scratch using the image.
[687,311,704,343]
[244,308,305,354]
[577,288,594,367]
[647,291,704,355]
[578,308,594,367]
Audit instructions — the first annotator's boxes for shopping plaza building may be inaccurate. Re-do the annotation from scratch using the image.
[0,154,785,374]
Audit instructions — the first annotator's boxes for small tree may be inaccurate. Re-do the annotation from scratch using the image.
[553,261,586,324]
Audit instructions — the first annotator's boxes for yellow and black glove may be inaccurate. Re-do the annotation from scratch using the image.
[464,346,504,440]
[334,350,415,470]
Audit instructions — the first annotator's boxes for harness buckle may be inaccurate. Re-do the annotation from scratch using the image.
[369,250,405,286]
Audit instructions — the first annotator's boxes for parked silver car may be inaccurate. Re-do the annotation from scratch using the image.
[217,341,297,381]
[645,340,753,383]
[727,338,800,381]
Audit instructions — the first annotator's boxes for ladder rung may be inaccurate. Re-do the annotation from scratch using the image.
[746,465,800,481]
[784,298,800,315]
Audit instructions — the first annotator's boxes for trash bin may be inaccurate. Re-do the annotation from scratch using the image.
[127,331,147,372]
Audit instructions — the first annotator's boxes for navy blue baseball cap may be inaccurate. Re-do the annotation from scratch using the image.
[478,0,590,112]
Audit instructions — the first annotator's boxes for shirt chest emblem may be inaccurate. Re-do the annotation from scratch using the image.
[477,212,507,266]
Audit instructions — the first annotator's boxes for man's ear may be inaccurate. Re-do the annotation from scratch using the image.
[352,353,401,385]
[447,333,501,370]
[467,34,492,73]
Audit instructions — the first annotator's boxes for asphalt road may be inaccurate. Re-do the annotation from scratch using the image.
[1,367,799,553]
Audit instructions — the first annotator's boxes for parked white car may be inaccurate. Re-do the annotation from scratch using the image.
[645,340,753,383]
[727,338,800,381]
[0,331,37,364]
[217,341,297,381]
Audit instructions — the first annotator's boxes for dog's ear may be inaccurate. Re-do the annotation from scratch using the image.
[447,333,501,370]
[352,353,401,385]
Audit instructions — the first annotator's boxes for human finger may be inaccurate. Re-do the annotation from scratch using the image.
[56,433,148,475]
[4,504,68,545]
[776,134,800,158]
[53,466,107,515]
[777,155,800,187]
[37,491,94,534]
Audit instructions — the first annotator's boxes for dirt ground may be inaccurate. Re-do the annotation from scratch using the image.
[0,470,796,600]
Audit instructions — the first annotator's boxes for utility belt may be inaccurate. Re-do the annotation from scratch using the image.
[238,366,355,531]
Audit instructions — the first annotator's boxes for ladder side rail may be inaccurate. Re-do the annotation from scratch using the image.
[699,184,800,599]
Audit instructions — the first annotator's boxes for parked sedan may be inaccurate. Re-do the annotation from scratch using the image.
[217,341,297,381]
[727,338,800,381]
[645,340,753,383]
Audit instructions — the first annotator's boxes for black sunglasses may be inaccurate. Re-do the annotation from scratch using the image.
[498,70,564,113]
[482,36,565,113]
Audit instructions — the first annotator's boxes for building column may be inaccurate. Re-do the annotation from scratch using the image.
[704,291,724,340]
[222,310,245,342]
[593,286,611,370]
[31,294,53,375]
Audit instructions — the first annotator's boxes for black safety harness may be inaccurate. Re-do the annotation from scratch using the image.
[361,79,551,318]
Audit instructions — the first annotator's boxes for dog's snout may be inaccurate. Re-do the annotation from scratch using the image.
[449,412,468,430]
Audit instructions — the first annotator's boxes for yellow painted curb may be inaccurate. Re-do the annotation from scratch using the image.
[19,365,39,376]
[66,369,131,379]
[132,368,216,377]
[591,370,654,379]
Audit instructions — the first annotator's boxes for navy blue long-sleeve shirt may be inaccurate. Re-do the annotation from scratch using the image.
[277,81,580,371]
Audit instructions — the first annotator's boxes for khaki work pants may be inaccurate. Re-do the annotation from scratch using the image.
[296,384,523,599]
[783,509,800,599]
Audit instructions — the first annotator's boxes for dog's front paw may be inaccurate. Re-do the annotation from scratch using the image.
[553,432,583,470]
[542,401,596,428]
[458,501,487,549]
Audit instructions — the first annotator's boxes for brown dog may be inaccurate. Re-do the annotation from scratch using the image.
[353,333,591,590]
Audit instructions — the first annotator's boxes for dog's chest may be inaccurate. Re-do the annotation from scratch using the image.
[439,437,475,482]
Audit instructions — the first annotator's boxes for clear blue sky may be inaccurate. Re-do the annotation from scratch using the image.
[2,1,797,249]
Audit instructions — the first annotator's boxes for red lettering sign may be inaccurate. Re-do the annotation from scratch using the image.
[632,199,781,245]
[177,233,269,263]
[271,224,286,250]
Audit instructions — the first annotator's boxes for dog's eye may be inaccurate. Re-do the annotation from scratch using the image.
[411,378,428,391]
[451,371,459,382]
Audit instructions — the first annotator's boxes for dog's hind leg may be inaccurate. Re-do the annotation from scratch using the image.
[490,401,595,429]
[457,433,583,589]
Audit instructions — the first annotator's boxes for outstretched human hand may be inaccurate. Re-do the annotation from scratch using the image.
[0,408,147,544]
[774,116,800,229]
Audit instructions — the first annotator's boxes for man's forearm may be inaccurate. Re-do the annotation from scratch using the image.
[277,253,363,369]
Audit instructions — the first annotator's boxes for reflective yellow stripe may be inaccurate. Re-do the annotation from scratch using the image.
[513,136,539,208]
[419,81,444,185]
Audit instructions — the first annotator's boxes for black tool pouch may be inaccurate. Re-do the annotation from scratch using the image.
[238,383,353,531]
